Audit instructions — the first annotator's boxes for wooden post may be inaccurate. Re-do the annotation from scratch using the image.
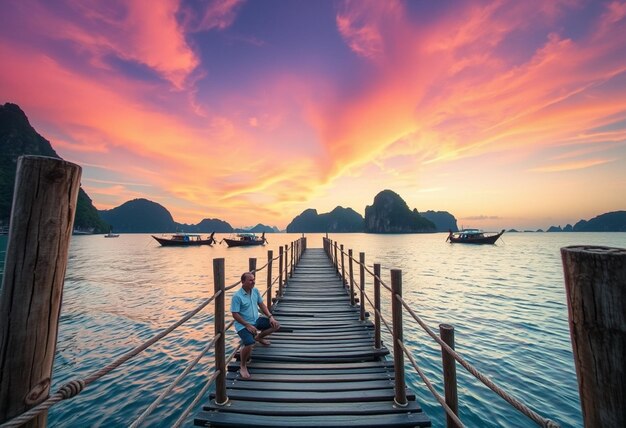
[374,264,382,349]
[266,250,273,310]
[391,269,407,406]
[278,246,284,297]
[439,324,458,427]
[284,245,288,285]
[248,257,257,275]
[0,156,81,426]
[213,258,227,405]
[561,245,626,427]
[290,241,294,277]
[340,245,346,287]
[334,242,338,273]
[348,249,355,306]
[359,252,365,321]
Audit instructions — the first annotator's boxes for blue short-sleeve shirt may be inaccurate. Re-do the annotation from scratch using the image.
[231,287,262,332]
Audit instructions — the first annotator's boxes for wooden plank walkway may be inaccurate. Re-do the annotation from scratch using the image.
[195,248,431,427]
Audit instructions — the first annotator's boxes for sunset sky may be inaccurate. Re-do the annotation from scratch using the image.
[1,0,625,230]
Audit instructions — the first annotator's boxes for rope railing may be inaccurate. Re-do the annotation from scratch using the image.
[0,237,306,428]
[323,237,560,428]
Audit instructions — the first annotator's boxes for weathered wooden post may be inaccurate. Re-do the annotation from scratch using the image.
[348,249,355,306]
[248,257,257,275]
[374,264,382,349]
[561,245,626,427]
[439,324,458,427]
[284,245,288,285]
[266,250,273,310]
[213,258,228,405]
[359,252,365,321]
[290,241,294,277]
[391,269,407,406]
[278,246,284,297]
[0,156,81,426]
[340,245,346,287]
[334,242,338,272]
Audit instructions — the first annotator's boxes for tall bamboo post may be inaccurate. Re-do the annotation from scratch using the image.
[348,249,355,306]
[374,264,382,349]
[213,258,227,405]
[391,269,407,406]
[340,245,346,287]
[266,250,273,310]
[440,324,458,427]
[561,245,626,427]
[248,257,257,275]
[0,156,81,426]
[278,246,284,297]
[359,252,365,321]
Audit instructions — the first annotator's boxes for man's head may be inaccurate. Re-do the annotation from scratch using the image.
[241,272,255,291]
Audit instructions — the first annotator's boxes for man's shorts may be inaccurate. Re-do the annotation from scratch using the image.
[237,317,271,346]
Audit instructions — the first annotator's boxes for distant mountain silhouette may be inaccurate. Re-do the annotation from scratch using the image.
[99,199,177,232]
[235,224,280,233]
[0,102,108,232]
[421,210,458,232]
[364,190,435,233]
[286,207,364,233]
[573,211,626,232]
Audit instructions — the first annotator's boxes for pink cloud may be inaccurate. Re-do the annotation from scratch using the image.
[180,0,244,32]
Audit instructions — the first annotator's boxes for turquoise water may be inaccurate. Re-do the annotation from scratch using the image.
[1,232,625,427]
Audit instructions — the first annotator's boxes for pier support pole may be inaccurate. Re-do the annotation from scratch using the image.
[348,249,355,306]
[278,247,284,297]
[283,245,288,285]
[561,245,626,427]
[290,242,294,277]
[266,250,273,310]
[440,324,459,427]
[249,257,257,275]
[334,242,338,273]
[391,269,407,406]
[213,258,228,405]
[340,245,346,288]
[359,252,365,319]
[374,264,382,349]
[0,156,81,426]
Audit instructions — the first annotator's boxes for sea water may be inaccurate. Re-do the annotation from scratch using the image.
[1,232,625,427]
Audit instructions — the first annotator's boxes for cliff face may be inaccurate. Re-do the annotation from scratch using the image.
[286,206,364,233]
[0,102,108,232]
[364,190,435,233]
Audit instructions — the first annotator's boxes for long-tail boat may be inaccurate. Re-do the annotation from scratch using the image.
[446,229,505,244]
[152,232,216,246]
[221,232,267,247]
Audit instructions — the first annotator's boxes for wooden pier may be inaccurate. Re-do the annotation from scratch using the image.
[195,248,431,427]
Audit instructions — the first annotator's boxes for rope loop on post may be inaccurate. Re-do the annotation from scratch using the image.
[58,380,86,399]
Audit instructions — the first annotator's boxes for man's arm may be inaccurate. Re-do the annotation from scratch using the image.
[233,312,257,334]
[258,302,280,328]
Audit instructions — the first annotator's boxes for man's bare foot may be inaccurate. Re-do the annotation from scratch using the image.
[255,337,271,346]
[239,366,250,378]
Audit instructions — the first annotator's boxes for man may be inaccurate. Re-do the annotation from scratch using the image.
[231,272,280,378]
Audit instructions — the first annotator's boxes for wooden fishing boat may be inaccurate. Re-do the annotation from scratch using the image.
[152,232,216,246]
[221,232,267,247]
[104,228,119,238]
[446,229,505,244]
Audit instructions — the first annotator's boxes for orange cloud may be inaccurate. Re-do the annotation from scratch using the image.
[529,158,616,172]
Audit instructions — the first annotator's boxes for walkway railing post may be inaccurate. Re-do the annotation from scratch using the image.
[391,269,407,406]
[283,245,288,285]
[340,245,346,287]
[440,324,458,427]
[249,257,257,275]
[359,252,365,321]
[278,247,284,297]
[266,250,273,310]
[374,263,382,349]
[561,245,626,427]
[290,241,294,277]
[334,242,338,272]
[0,156,81,427]
[348,249,355,306]
[213,258,228,405]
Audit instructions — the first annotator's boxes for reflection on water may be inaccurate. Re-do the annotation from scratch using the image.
[2,232,625,427]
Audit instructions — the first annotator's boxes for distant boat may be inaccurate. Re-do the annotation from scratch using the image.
[447,229,505,244]
[152,232,216,246]
[221,232,267,247]
[73,228,94,235]
[104,228,119,238]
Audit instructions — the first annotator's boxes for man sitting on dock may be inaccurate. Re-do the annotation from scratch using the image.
[231,272,280,378]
